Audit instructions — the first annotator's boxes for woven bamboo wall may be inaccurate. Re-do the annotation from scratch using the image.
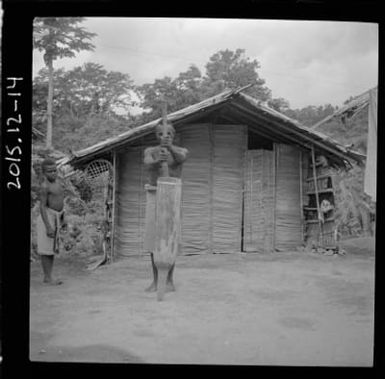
[211,125,246,253]
[114,123,246,256]
[179,124,211,254]
[274,144,302,250]
[243,149,275,252]
[115,147,146,256]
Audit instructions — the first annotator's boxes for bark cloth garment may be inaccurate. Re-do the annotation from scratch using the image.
[143,184,182,253]
[37,207,65,255]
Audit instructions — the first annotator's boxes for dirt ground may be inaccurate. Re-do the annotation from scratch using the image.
[29,237,375,366]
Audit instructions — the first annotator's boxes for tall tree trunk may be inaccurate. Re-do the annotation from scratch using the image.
[46,58,54,149]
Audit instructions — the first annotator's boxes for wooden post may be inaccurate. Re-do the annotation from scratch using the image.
[154,177,182,301]
[272,143,278,251]
[299,150,304,243]
[209,124,214,254]
[160,99,170,177]
[161,97,168,126]
[111,151,117,261]
[46,58,54,149]
[311,145,323,245]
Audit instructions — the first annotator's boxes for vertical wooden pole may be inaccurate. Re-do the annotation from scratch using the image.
[209,124,214,254]
[161,98,168,126]
[311,145,323,244]
[46,58,54,149]
[241,127,248,253]
[249,151,253,250]
[111,150,117,261]
[261,148,266,251]
[272,143,278,251]
[160,99,170,178]
[299,150,304,243]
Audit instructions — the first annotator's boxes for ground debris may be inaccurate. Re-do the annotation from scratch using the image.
[310,245,346,256]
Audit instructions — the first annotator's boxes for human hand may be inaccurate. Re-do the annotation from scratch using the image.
[46,227,55,238]
[160,138,172,148]
[159,148,169,162]
[61,221,68,233]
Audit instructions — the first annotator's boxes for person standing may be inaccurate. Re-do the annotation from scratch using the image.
[36,158,66,285]
[143,122,188,292]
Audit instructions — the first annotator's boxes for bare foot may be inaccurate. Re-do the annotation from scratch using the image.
[166,282,175,292]
[145,282,157,292]
[43,278,63,285]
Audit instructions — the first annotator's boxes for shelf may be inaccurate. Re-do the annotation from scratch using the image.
[306,188,334,195]
[310,161,324,168]
[306,174,331,182]
[303,206,334,211]
[305,217,335,224]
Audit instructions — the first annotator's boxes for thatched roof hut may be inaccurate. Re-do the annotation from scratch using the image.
[63,87,363,256]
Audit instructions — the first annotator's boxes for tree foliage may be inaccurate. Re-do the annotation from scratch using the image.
[34,63,135,119]
[33,17,96,63]
[33,62,136,152]
[283,104,337,126]
[137,48,275,120]
[202,48,270,99]
[137,65,203,120]
[33,17,97,148]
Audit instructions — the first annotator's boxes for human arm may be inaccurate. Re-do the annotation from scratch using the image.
[39,185,55,238]
[144,147,168,167]
[168,145,188,164]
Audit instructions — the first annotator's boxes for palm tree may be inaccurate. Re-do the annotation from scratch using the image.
[33,17,96,149]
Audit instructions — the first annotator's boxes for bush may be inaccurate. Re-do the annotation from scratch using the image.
[61,213,104,256]
[333,164,375,238]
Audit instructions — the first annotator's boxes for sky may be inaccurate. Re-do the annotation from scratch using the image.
[32,17,378,110]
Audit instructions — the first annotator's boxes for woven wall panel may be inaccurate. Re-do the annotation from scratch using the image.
[115,147,146,256]
[274,144,302,250]
[211,125,246,253]
[179,124,211,254]
[114,124,246,256]
[243,149,275,252]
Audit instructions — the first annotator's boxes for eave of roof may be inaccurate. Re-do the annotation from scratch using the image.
[236,93,364,164]
[59,89,236,166]
[62,86,364,168]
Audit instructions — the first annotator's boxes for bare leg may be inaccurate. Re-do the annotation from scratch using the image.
[145,253,158,292]
[166,263,175,292]
[41,255,62,285]
[156,264,169,301]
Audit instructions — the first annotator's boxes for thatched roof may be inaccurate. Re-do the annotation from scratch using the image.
[61,86,364,169]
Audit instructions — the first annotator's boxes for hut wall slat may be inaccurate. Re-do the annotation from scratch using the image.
[212,125,246,253]
[179,124,211,254]
[274,144,302,250]
[243,149,275,252]
[115,147,146,256]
